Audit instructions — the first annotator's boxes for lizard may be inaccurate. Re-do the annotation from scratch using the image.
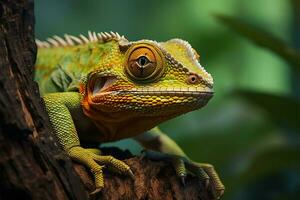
[35,31,225,198]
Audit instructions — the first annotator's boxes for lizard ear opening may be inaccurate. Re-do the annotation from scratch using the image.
[124,43,165,83]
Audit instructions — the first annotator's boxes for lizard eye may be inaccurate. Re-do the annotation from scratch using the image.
[138,56,149,66]
[125,43,165,82]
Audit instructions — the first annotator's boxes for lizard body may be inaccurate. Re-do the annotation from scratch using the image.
[35,31,224,197]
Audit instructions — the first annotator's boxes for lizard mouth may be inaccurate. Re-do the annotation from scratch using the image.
[89,75,213,108]
[117,89,213,98]
[90,76,213,98]
[90,76,118,97]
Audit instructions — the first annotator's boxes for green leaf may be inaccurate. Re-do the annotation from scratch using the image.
[238,142,300,184]
[215,15,300,71]
[235,90,300,132]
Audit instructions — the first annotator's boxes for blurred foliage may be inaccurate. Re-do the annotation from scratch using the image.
[215,12,300,200]
[216,15,300,71]
[233,89,300,132]
[35,0,300,199]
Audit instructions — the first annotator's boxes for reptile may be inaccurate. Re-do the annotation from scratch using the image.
[35,31,225,198]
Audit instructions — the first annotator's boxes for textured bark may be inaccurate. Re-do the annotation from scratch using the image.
[0,1,87,199]
[0,1,213,200]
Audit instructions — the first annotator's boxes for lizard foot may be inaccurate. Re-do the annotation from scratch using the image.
[141,150,225,199]
[86,148,102,155]
[68,146,134,194]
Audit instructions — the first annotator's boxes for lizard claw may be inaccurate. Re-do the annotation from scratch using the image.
[193,163,225,199]
[203,178,210,189]
[68,146,135,195]
[128,168,135,179]
[89,187,102,195]
[141,150,225,198]
[218,189,225,199]
[180,174,186,186]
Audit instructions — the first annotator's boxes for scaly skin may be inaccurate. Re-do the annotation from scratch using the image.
[35,32,224,198]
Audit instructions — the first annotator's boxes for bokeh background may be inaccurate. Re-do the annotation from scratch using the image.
[35,1,300,199]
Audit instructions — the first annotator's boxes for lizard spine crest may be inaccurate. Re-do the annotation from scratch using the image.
[36,31,128,48]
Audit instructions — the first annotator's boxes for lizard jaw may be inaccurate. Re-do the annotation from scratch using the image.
[88,76,213,113]
[90,76,213,102]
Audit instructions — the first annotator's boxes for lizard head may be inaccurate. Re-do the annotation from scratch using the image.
[81,37,213,127]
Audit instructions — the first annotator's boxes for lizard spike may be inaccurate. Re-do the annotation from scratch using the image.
[69,35,83,45]
[99,32,106,40]
[53,35,68,46]
[35,39,44,47]
[80,34,90,43]
[64,34,74,45]
[110,31,116,37]
[100,32,108,40]
[97,33,104,41]
[104,32,111,38]
[35,39,43,43]
[92,32,98,41]
[88,31,94,42]
[97,31,127,42]
[42,41,51,48]
[47,38,59,47]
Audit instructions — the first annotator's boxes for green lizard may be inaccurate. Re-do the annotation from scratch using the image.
[35,31,224,198]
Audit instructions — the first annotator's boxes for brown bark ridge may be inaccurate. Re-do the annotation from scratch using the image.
[0,1,214,200]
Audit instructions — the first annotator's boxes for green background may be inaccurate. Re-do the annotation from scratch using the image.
[35,1,300,199]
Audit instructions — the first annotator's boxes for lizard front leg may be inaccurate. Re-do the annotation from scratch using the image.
[135,127,225,199]
[43,92,133,194]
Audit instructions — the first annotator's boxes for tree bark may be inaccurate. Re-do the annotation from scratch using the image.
[0,1,88,199]
[0,1,214,200]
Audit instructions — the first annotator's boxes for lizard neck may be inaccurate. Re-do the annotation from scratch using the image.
[81,100,173,142]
